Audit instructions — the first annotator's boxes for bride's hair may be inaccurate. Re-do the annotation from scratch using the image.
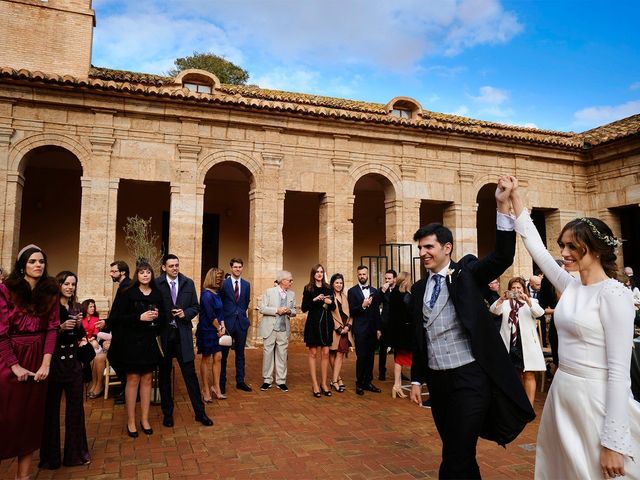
[558,217,618,279]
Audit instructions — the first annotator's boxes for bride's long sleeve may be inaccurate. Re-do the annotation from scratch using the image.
[514,209,574,294]
[599,280,636,457]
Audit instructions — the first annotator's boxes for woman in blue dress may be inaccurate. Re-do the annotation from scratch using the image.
[196,267,227,401]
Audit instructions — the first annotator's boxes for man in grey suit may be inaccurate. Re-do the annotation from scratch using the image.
[258,271,296,392]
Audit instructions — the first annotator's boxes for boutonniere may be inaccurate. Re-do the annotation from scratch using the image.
[447,268,455,283]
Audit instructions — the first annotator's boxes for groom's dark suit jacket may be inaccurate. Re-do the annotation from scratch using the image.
[411,228,535,446]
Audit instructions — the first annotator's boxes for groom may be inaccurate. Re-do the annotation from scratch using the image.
[410,176,535,479]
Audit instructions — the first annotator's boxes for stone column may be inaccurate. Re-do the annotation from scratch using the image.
[192,184,206,290]
[1,171,24,269]
[247,152,285,346]
[0,117,14,269]
[76,175,119,313]
[168,144,201,279]
[384,199,402,244]
[319,193,335,272]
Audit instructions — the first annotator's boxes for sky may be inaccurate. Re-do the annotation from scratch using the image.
[91,0,640,133]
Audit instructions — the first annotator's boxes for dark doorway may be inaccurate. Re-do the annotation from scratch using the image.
[201,213,220,281]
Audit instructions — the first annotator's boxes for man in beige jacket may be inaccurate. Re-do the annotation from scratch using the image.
[259,271,296,392]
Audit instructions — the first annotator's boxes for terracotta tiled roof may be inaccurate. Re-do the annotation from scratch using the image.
[2,65,627,150]
[573,114,640,146]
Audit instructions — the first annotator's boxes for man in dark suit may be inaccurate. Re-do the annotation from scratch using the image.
[527,274,546,346]
[156,254,213,427]
[108,260,131,404]
[409,176,534,479]
[219,257,252,393]
[348,265,382,395]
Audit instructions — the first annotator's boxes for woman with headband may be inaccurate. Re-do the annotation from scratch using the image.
[0,245,60,480]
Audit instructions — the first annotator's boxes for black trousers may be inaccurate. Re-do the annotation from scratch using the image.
[427,361,491,480]
[39,374,90,468]
[377,331,389,377]
[159,327,205,418]
[354,331,375,387]
[220,326,248,388]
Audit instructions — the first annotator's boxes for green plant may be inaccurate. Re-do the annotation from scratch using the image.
[123,215,162,273]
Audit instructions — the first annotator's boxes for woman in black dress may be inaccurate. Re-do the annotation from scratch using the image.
[107,260,166,438]
[301,264,335,397]
[39,271,91,469]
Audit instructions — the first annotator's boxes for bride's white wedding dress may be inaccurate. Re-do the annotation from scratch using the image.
[515,210,640,479]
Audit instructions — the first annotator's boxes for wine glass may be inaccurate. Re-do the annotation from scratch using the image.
[147,303,157,327]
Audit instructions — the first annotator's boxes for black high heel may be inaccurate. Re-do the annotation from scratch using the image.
[312,388,321,398]
[320,386,332,397]
[140,421,153,435]
[127,426,138,438]
[331,381,345,393]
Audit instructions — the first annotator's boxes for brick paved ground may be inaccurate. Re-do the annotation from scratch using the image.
[1,344,546,479]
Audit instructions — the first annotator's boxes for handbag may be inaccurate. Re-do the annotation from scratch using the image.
[219,334,233,347]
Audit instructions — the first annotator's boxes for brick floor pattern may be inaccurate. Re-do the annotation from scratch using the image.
[0,344,544,479]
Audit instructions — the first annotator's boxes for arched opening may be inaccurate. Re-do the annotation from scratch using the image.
[283,190,322,290]
[476,183,497,259]
[18,146,82,274]
[614,204,640,276]
[201,161,252,280]
[114,180,171,275]
[353,173,395,286]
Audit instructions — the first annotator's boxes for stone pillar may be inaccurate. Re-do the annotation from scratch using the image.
[1,171,24,269]
[168,144,201,279]
[76,175,119,314]
[384,199,402,244]
[442,202,477,260]
[319,193,335,272]
[247,152,284,345]
[331,146,354,285]
[192,184,206,290]
[0,116,14,269]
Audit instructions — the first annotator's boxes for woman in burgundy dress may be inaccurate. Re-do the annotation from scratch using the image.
[0,245,60,480]
[39,271,91,469]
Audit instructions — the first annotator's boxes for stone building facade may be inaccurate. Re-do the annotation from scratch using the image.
[1,0,638,343]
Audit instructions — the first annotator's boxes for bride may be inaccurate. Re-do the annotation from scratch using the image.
[510,178,639,479]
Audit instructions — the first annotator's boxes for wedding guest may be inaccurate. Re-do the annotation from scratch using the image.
[39,271,91,469]
[196,267,227,401]
[258,270,296,392]
[302,264,335,397]
[484,278,502,330]
[0,245,59,480]
[107,260,166,438]
[388,272,413,399]
[81,299,106,399]
[378,269,397,381]
[328,273,353,393]
[511,180,640,479]
[490,276,546,406]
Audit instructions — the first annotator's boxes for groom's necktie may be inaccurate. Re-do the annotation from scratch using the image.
[429,274,442,309]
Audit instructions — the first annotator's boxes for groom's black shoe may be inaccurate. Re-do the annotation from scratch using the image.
[364,383,381,393]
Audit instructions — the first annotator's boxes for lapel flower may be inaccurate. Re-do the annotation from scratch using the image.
[447,268,455,283]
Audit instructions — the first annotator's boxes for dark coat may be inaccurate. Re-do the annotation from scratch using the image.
[155,273,200,363]
[219,277,251,333]
[410,229,535,446]
[347,285,381,338]
[388,289,413,351]
[107,285,166,372]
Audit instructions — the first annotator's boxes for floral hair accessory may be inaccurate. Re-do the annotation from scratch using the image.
[576,218,622,248]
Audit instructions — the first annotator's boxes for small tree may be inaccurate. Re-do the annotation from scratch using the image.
[123,215,162,273]
[167,51,249,85]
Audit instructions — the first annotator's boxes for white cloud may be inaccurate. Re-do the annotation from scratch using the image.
[92,0,523,73]
[469,86,509,105]
[448,105,470,116]
[252,68,363,99]
[630,82,640,91]
[573,100,640,130]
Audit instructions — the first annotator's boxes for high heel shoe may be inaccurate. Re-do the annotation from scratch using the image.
[140,421,153,435]
[312,388,321,398]
[320,386,332,397]
[392,385,407,399]
[202,391,213,403]
[127,426,138,438]
[211,387,227,400]
[330,381,345,393]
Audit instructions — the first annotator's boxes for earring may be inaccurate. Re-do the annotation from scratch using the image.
[20,269,24,274]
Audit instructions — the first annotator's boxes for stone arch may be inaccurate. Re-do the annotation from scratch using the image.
[348,163,402,200]
[9,133,90,175]
[197,150,261,188]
